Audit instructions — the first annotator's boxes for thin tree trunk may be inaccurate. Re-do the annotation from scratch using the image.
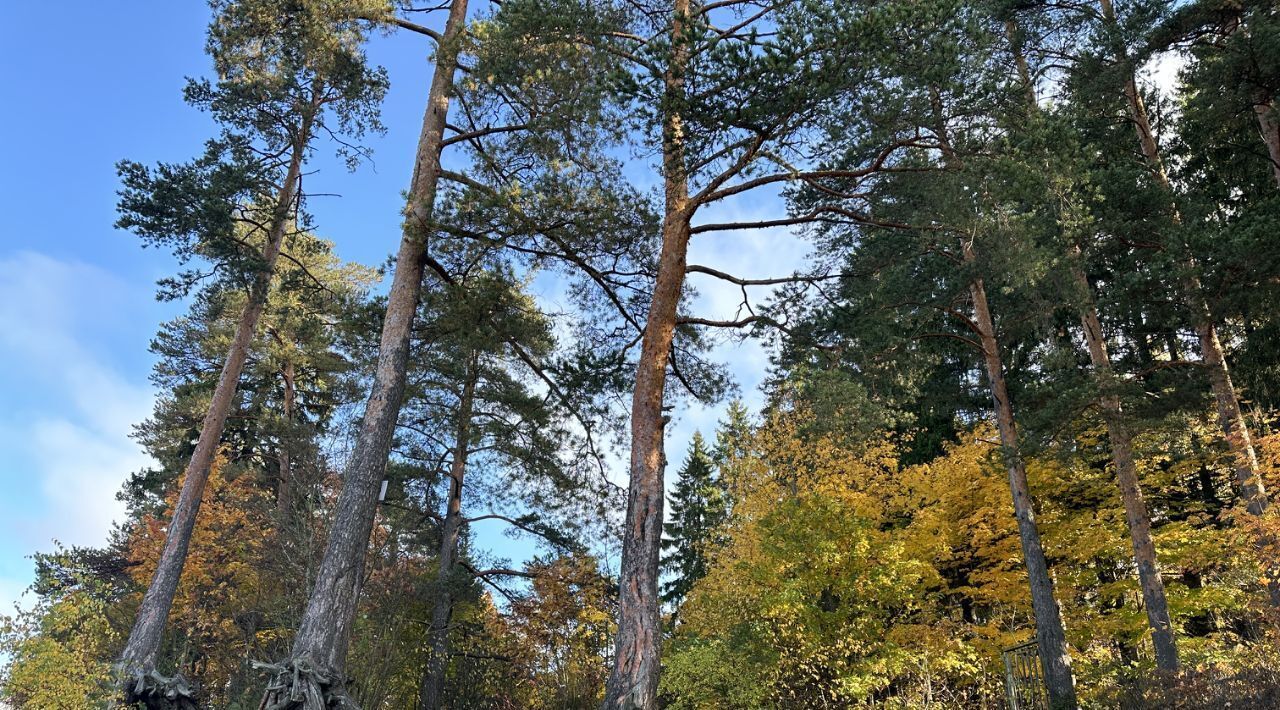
[1008,14,1179,668]
[938,68,1077,703]
[419,354,478,710]
[1017,21,1178,665]
[1252,93,1280,188]
[1071,261,1180,671]
[117,118,312,710]
[260,1,470,704]
[1096,0,1279,606]
[117,115,311,702]
[1008,16,1180,667]
[278,358,297,512]
[603,2,691,706]
[967,247,1078,709]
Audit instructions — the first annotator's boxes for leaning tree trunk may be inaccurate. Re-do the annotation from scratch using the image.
[258,2,470,706]
[603,3,691,707]
[418,355,478,710]
[1096,0,1279,606]
[117,116,312,708]
[967,248,1078,709]
[1072,262,1180,671]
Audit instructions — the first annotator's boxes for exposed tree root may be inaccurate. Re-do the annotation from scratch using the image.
[119,667,199,710]
[255,658,359,710]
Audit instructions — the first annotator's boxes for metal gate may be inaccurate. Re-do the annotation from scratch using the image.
[1002,640,1048,710]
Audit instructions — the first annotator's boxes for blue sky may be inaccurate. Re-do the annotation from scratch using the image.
[0,2,808,613]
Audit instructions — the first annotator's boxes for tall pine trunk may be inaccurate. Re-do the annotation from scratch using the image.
[966,247,1078,708]
[1252,93,1280,188]
[1071,261,1180,671]
[117,114,312,703]
[1095,0,1277,606]
[278,358,297,512]
[418,355,478,710]
[937,76,1078,704]
[1008,18,1180,667]
[261,0,470,704]
[603,2,691,706]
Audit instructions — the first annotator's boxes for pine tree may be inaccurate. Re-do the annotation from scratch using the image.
[113,1,386,702]
[660,433,727,611]
[262,0,471,704]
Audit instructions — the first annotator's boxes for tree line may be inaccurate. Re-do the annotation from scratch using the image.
[3,0,1280,707]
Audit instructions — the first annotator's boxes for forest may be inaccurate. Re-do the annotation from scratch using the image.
[1,0,1279,707]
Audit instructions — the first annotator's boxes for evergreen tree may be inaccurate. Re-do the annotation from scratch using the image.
[113,0,386,702]
[262,0,471,703]
[660,432,727,611]
[712,400,753,469]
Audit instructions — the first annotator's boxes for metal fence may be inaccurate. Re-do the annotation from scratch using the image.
[1002,640,1049,710]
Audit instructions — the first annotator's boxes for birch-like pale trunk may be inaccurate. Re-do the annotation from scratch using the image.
[117,114,312,693]
[966,246,1078,708]
[418,355,478,710]
[603,2,691,707]
[260,0,470,703]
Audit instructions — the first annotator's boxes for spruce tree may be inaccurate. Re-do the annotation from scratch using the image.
[660,432,727,611]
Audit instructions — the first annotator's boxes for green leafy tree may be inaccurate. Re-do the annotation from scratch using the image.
[0,583,121,708]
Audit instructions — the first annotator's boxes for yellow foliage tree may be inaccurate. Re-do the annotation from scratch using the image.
[125,454,272,705]
[0,589,120,708]
[665,404,1280,708]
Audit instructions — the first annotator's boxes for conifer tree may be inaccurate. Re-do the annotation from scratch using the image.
[712,400,753,468]
[443,3,949,703]
[660,432,727,611]
[404,261,591,709]
[113,1,386,703]
[259,1,473,704]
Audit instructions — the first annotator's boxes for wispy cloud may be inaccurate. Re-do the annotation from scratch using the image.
[0,251,156,611]
[674,192,811,448]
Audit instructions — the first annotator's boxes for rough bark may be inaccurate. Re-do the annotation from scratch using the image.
[1007,18,1176,666]
[116,117,310,702]
[1252,93,1280,188]
[1072,262,1180,671]
[418,355,478,710]
[1188,295,1269,517]
[936,70,1077,704]
[1097,0,1279,606]
[603,3,691,706]
[1098,0,1271,515]
[278,358,297,512]
[967,249,1078,709]
[259,1,470,705]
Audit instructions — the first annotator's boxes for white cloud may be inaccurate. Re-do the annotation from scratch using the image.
[0,251,155,604]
